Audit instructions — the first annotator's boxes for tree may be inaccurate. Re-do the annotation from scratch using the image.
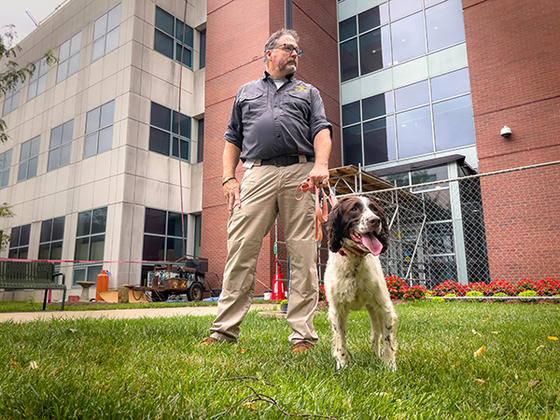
[1,25,56,142]
[0,25,56,248]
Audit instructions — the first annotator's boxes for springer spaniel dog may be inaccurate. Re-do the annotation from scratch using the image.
[323,196,397,371]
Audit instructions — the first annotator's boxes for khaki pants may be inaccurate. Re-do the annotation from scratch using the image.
[209,162,318,344]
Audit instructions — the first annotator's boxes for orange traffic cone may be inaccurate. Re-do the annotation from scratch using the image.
[270,260,286,300]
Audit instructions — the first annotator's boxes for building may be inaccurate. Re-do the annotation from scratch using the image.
[1,0,207,301]
[1,0,558,301]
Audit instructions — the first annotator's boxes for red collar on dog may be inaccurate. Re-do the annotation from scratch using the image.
[338,242,370,257]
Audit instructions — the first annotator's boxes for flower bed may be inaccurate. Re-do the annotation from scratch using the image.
[384,276,559,301]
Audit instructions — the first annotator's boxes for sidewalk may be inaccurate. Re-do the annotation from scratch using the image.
[0,303,277,323]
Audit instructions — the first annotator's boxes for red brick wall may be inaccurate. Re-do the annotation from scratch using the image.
[201,0,340,296]
[463,0,560,282]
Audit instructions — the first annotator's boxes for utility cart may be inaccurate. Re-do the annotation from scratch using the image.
[138,257,208,302]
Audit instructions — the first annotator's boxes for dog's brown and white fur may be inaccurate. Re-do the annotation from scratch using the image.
[323,196,397,371]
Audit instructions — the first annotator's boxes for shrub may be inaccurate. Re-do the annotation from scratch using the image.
[534,278,560,296]
[493,292,508,297]
[431,296,445,303]
[444,293,457,298]
[404,285,427,301]
[433,280,467,297]
[518,290,538,297]
[467,282,491,296]
[488,280,517,296]
[466,290,484,297]
[385,275,409,300]
[318,283,327,302]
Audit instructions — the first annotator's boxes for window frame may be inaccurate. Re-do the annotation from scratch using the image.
[83,100,115,159]
[0,149,12,188]
[73,207,107,286]
[2,80,21,116]
[153,6,194,68]
[48,119,74,171]
[38,216,65,262]
[91,4,121,62]
[57,32,82,83]
[8,224,31,259]
[17,136,40,182]
[149,101,191,162]
[27,57,49,101]
[142,207,188,262]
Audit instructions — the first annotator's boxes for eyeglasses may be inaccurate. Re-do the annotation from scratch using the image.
[275,43,303,57]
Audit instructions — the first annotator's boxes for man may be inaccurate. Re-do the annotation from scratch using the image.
[200,28,332,353]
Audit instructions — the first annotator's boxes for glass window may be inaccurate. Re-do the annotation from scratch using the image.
[0,149,12,188]
[358,7,380,33]
[359,28,384,75]
[149,101,191,161]
[363,92,393,120]
[197,118,204,163]
[431,67,470,101]
[154,6,194,68]
[83,100,115,158]
[48,120,73,171]
[57,32,82,83]
[412,165,448,187]
[143,208,189,262]
[342,124,362,166]
[199,29,206,69]
[8,224,30,259]
[395,80,429,111]
[339,16,356,41]
[433,94,475,151]
[426,0,466,52]
[389,0,423,21]
[340,38,358,82]
[2,80,21,116]
[18,136,40,182]
[342,101,360,126]
[391,11,425,64]
[73,207,107,285]
[396,106,433,158]
[364,116,396,165]
[91,4,121,61]
[194,214,201,257]
[38,217,65,264]
[27,58,49,100]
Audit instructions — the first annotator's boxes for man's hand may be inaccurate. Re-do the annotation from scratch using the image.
[223,178,241,215]
[308,162,329,193]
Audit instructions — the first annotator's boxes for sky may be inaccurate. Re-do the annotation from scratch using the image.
[1,0,67,44]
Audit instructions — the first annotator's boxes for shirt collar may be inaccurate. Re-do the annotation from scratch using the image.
[263,71,295,81]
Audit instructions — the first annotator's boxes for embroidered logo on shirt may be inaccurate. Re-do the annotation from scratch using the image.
[294,85,309,92]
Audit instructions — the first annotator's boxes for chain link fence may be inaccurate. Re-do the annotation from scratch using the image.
[357,160,560,290]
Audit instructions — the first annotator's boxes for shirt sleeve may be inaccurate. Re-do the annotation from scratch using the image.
[224,91,243,148]
[309,87,332,141]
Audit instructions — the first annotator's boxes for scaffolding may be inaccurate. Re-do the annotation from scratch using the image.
[272,164,429,291]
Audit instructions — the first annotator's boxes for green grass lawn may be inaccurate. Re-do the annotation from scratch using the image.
[0,300,220,313]
[1,302,558,419]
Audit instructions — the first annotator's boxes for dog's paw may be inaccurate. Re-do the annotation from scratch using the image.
[336,358,348,370]
[384,361,397,372]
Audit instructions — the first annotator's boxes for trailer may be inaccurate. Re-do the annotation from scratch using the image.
[137,257,209,302]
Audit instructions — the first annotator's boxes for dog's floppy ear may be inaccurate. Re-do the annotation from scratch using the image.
[370,199,390,254]
[327,201,345,253]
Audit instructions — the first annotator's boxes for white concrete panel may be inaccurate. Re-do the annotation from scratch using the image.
[427,43,469,78]
[392,56,429,90]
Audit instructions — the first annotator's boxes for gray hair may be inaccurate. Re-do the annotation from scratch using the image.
[263,28,299,63]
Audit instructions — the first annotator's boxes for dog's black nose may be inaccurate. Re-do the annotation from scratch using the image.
[366,216,380,228]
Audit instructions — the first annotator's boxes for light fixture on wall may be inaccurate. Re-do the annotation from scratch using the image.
[500,125,512,138]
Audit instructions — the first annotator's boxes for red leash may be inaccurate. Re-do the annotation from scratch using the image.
[295,180,338,242]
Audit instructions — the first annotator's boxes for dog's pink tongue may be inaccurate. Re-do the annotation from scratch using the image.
[362,233,383,256]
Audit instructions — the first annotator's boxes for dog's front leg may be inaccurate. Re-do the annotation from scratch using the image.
[328,305,349,369]
[366,305,382,358]
[381,310,398,372]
